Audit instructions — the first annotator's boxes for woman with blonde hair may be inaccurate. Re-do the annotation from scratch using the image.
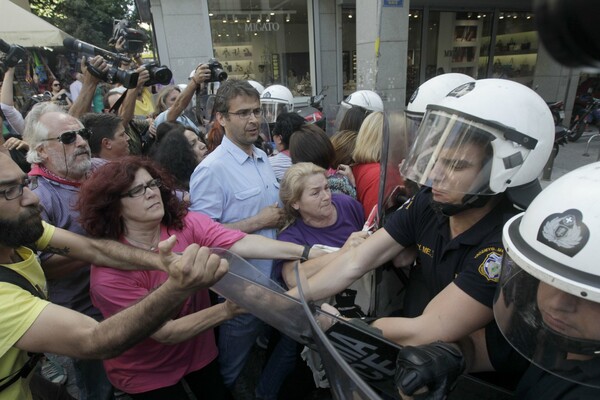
[351,111,383,218]
[153,85,182,116]
[256,162,367,400]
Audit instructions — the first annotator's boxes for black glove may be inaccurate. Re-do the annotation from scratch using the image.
[395,342,465,400]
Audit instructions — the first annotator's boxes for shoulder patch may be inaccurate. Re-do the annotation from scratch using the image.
[537,209,589,257]
[478,251,502,282]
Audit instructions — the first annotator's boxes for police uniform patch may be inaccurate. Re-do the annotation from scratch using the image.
[537,209,589,257]
[478,251,502,282]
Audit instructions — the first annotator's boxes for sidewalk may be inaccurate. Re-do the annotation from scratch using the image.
[540,126,600,188]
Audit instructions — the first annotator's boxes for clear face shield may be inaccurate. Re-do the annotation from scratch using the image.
[494,253,600,388]
[400,107,499,202]
[405,111,423,150]
[260,102,291,124]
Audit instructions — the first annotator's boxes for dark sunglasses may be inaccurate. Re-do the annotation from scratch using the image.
[41,128,91,145]
[52,83,61,87]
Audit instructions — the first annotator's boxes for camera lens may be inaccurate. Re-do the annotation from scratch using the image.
[535,0,600,69]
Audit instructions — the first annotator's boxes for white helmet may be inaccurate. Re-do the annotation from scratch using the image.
[247,80,265,95]
[406,73,475,145]
[261,84,294,123]
[495,162,600,388]
[341,90,384,113]
[402,79,554,203]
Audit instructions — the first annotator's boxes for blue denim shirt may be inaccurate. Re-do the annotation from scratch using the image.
[189,136,279,277]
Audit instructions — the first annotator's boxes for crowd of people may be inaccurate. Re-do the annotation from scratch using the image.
[1,37,599,400]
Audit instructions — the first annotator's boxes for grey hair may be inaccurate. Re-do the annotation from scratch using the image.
[24,102,70,164]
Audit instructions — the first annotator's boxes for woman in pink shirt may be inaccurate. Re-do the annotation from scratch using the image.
[77,157,311,399]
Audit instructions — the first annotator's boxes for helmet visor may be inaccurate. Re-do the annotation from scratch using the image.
[400,107,497,198]
[494,253,600,388]
[261,102,291,124]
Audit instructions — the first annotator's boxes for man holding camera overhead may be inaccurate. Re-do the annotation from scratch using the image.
[152,63,210,135]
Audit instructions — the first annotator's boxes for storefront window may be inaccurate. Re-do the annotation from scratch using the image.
[406,9,423,99]
[342,7,356,97]
[422,11,493,82]
[207,0,310,95]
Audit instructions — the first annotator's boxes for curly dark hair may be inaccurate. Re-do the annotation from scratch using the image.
[77,156,188,239]
[152,127,199,190]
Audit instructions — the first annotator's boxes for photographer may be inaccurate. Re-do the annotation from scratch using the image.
[152,63,210,135]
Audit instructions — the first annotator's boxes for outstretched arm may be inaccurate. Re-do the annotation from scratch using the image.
[287,227,404,300]
[166,64,210,123]
[1,67,25,134]
[16,243,228,359]
[372,283,494,346]
[69,56,107,118]
[47,227,171,272]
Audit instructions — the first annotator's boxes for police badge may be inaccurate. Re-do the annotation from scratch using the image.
[537,209,589,257]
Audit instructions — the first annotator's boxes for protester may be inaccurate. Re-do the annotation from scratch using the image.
[0,150,227,400]
[76,156,322,398]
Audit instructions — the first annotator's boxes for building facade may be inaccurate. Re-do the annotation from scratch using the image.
[135,0,578,117]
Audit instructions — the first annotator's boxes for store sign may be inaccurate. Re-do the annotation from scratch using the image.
[245,22,280,32]
[383,0,403,6]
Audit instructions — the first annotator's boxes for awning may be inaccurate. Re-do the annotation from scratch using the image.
[0,0,69,47]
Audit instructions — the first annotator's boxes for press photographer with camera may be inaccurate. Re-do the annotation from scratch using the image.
[152,62,211,135]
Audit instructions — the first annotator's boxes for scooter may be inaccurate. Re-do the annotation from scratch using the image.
[568,96,600,142]
[295,87,327,130]
[546,101,569,154]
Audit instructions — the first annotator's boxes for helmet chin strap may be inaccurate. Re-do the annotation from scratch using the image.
[430,193,491,217]
[542,322,600,357]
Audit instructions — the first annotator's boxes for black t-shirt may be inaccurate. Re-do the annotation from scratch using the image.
[383,188,518,317]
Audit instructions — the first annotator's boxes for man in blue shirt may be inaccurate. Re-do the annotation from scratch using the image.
[189,79,284,389]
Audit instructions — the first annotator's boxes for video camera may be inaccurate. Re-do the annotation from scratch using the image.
[207,58,228,82]
[110,19,147,54]
[0,39,27,68]
[63,37,139,89]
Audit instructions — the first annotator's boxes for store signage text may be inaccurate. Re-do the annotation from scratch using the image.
[245,22,280,32]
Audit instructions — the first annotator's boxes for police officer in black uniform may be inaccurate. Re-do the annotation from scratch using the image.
[394,162,600,400]
[290,78,554,351]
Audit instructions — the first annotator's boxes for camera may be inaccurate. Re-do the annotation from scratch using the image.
[207,58,228,82]
[535,0,600,69]
[111,19,147,54]
[0,39,27,68]
[63,37,139,89]
[141,62,172,86]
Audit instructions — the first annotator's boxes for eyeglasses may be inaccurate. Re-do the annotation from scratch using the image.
[52,83,61,87]
[120,179,162,198]
[0,178,38,201]
[41,128,91,145]
[226,108,263,120]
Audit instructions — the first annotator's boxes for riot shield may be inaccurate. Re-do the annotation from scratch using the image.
[324,103,341,137]
[296,265,398,399]
[369,110,412,318]
[209,249,312,344]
